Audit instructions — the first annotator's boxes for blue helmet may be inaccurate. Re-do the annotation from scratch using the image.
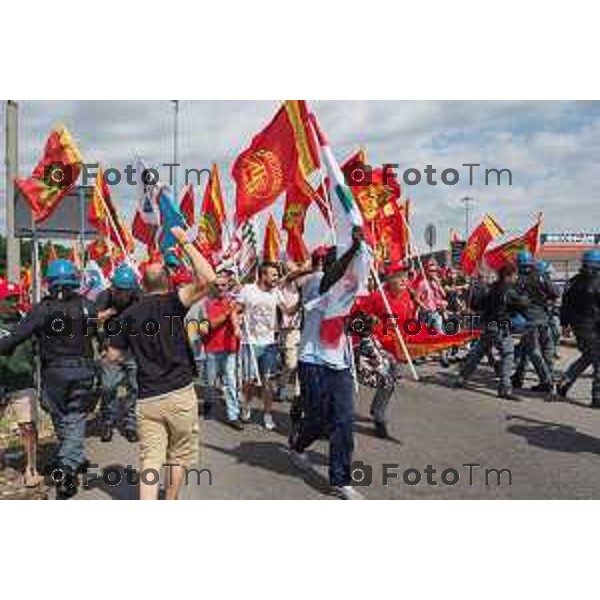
[164,252,181,268]
[516,250,534,267]
[536,259,548,274]
[582,248,600,269]
[111,264,139,290]
[46,259,79,289]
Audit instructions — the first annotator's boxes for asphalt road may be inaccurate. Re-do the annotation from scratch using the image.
[74,346,600,500]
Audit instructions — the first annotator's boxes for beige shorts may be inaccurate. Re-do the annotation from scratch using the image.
[136,384,200,473]
[3,388,38,425]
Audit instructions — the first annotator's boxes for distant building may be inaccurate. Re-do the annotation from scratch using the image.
[539,233,600,282]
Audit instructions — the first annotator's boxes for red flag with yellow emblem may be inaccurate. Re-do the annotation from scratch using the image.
[15,126,82,223]
[89,167,135,254]
[233,101,319,226]
[373,199,410,264]
[484,215,542,271]
[263,215,282,262]
[342,150,401,225]
[460,215,504,275]
[196,164,226,260]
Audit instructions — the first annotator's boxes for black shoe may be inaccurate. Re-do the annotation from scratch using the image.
[227,419,244,431]
[203,402,216,420]
[124,430,139,443]
[556,381,569,398]
[75,460,91,475]
[100,426,113,443]
[498,389,519,401]
[511,376,523,390]
[452,376,466,389]
[531,383,552,393]
[56,473,78,500]
[374,421,388,439]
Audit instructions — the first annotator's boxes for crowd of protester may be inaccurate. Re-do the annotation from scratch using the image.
[1,225,600,500]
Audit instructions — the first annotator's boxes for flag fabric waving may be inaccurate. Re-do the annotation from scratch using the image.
[460,214,504,275]
[373,198,409,264]
[286,230,309,262]
[132,159,159,248]
[342,151,401,225]
[233,100,319,225]
[87,239,114,277]
[306,113,372,349]
[484,215,542,271]
[196,164,226,261]
[89,167,135,254]
[15,125,83,222]
[281,172,315,261]
[157,186,186,254]
[263,215,281,262]
[179,184,196,226]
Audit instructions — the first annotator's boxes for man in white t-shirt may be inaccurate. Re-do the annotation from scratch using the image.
[237,262,298,430]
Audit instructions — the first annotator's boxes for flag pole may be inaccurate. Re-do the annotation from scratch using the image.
[232,225,263,388]
[94,175,137,268]
[371,267,419,381]
[398,200,432,296]
[309,113,361,392]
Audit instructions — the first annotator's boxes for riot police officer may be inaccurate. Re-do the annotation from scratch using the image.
[455,263,529,399]
[0,259,99,499]
[557,248,600,407]
[511,250,559,396]
[96,263,140,443]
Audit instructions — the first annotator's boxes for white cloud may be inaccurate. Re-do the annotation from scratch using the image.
[1,100,599,251]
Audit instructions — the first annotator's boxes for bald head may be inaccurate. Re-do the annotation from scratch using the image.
[143,263,169,293]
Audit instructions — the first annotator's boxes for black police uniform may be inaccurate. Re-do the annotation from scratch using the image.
[559,269,600,405]
[512,269,559,390]
[0,289,98,496]
[96,287,139,441]
[459,279,529,396]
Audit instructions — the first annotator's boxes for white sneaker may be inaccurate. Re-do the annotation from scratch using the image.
[263,413,276,430]
[289,450,312,471]
[240,407,251,423]
[334,485,366,500]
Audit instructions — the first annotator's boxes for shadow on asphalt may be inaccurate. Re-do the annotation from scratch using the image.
[82,463,138,500]
[505,415,600,454]
[352,422,403,445]
[203,440,332,496]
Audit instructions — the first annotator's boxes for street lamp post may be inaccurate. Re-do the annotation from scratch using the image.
[172,100,179,195]
[460,196,474,239]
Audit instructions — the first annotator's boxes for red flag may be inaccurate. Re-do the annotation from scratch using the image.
[233,101,319,226]
[460,215,504,275]
[179,184,196,226]
[15,126,82,222]
[89,167,135,254]
[132,159,159,248]
[196,164,226,259]
[373,199,410,264]
[263,215,281,262]
[484,215,542,271]
[286,230,309,262]
[87,239,113,276]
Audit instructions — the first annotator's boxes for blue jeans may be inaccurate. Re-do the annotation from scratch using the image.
[514,323,553,386]
[461,328,514,392]
[205,352,240,421]
[100,359,138,432]
[241,343,280,387]
[41,365,96,472]
[295,362,354,487]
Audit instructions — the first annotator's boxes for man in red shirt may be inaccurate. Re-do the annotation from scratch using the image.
[202,274,243,429]
[356,263,415,437]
